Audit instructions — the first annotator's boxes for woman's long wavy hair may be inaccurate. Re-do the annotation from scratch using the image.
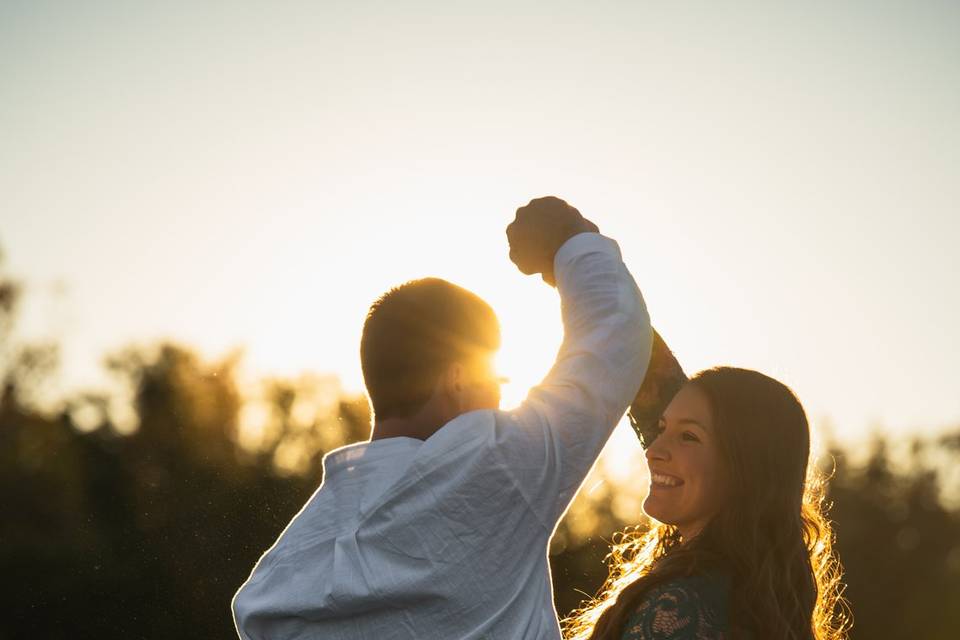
[563,367,851,640]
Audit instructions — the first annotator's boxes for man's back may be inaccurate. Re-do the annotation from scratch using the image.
[235,413,563,638]
[233,214,653,639]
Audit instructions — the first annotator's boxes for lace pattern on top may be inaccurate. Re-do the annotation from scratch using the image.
[620,575,729,640]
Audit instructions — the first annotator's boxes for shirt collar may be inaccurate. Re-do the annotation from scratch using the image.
[322,437,421,477]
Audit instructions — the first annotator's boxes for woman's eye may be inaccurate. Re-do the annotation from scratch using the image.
[682,431,700,443]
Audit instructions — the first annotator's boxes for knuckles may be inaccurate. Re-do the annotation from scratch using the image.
[507,196,586,277]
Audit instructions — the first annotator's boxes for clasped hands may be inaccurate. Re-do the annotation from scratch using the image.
[506,196,599,286]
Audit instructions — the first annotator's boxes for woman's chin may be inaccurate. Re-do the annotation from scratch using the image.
[642,496,673,525]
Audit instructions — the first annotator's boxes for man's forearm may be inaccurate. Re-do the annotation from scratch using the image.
[503,232,652,526]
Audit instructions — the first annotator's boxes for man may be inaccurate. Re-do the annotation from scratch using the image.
[232,197,653,638]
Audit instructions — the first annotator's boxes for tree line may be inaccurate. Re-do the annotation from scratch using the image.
[1,262,958,639]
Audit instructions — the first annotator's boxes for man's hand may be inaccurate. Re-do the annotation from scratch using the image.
[506,196,599,286]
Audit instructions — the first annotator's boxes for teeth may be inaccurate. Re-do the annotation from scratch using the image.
[651,473,682,487]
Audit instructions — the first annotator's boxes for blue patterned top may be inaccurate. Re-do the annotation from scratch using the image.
[620,573,730,640]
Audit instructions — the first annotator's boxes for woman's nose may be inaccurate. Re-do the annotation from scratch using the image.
[645,438,670,462]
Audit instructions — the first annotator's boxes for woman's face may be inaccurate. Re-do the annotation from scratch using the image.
[642,382,727,540]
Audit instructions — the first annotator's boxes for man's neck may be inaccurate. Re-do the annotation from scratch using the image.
[369,414,446,442]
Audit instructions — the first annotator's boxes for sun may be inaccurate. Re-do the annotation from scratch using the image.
[490,291,564,409]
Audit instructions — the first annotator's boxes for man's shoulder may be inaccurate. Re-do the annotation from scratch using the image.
[356,408,546,561]
[420,408,539,467]
[422,408,499,451]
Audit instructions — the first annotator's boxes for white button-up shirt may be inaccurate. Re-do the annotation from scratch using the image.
[232,233,652,639]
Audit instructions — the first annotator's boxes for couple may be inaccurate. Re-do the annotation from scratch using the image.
[232,198,848,639]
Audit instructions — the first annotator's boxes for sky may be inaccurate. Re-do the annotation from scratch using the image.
[2,0,958,449]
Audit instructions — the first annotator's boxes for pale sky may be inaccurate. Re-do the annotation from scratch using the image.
[2,0,958,447]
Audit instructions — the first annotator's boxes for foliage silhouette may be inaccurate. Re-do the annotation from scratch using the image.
[0,263,958,638]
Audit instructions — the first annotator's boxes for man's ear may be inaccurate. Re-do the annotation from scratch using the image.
[437,361,466,416]
[441,361,465,397]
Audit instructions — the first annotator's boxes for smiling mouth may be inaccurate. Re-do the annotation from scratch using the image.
[650,473,684,488]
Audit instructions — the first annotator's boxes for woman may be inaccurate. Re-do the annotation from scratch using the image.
[563,334,850,639]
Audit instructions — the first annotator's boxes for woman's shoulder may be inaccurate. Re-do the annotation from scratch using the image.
[619,573,731,640]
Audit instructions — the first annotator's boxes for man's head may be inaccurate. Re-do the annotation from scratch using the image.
[361,278,502,425]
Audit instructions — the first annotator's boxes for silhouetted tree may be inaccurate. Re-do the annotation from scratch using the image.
[1,252,958,639]
[825,438,960,639]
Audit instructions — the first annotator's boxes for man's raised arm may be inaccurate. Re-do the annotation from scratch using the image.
[499,196,653,527]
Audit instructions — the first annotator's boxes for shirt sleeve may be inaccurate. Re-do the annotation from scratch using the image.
[496,232,652,528]
[620,579,729,640]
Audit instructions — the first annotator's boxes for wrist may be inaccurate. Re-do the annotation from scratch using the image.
[549,221,596,263]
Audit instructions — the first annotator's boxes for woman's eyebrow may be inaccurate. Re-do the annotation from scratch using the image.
[662,417,709,431]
